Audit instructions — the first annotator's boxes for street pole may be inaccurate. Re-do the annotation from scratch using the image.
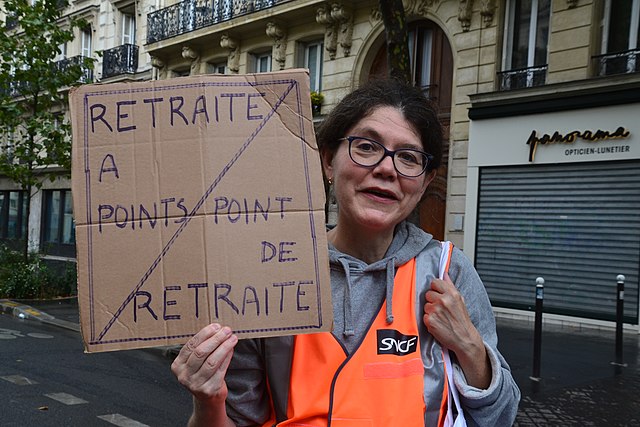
[612,274,626,367]
[531,276,544,381]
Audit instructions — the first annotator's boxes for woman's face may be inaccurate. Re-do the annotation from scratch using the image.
[322,106,436,234]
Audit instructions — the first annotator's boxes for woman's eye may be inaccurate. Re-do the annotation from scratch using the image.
[354,141,376,152]
[398,151,420,164]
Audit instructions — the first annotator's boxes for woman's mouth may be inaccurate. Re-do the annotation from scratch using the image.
[363,188,397,200]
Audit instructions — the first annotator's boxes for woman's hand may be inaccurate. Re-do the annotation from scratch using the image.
[423,272,491,389]
[171,323,239,427]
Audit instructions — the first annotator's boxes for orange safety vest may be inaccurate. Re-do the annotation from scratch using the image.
[264,258,447,427]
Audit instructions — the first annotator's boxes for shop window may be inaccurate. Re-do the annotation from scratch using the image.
[594,0,640,76]
[499,0,550,90]
[302,41,323,92]
[41,190,75,257]
[250,52,272,73]
[0,190,28,241]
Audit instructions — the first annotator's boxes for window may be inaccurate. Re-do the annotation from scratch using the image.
[55,42,67,62]
[0,190,28,241]
[81,27,92,58]
[252,53,272,73]
[500,0,550,89]
[122,13,136,45]
[208,62,227,74]
[175,68,191,77]
[596,0,640,75]
[303,41,323,92]
[41,190,75,257]
[408,25,434,95]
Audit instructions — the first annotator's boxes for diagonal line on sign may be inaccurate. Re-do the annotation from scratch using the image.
[96,80,298,342]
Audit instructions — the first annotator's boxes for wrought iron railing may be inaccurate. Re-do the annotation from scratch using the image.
[593,49,640,77]
[102,44,139,79]
[147,0,289,44]
[1,56,92,98]
[4,80,30,97]
[56,55,93,83]
[497,65,547,91]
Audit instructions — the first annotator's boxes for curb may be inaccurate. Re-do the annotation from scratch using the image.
[0,298,181,358]
[0,298,81,333]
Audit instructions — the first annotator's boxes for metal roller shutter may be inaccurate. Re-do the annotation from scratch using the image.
[475,160,640,323]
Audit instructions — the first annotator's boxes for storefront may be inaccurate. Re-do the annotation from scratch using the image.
[465,83,640,327]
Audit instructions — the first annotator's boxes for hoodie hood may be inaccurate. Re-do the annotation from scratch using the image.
[328,221,433,337]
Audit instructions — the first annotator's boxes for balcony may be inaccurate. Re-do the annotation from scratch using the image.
[593,49,640,77]
[497,65,547,91]
[56,55,93,83]
[147,0,291,44]
[102,44,139,79]
[0,56,92,98]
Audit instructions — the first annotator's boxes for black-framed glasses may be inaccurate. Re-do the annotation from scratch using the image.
[339,136,433,177]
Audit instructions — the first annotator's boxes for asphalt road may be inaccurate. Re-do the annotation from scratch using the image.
[0,312,192,426]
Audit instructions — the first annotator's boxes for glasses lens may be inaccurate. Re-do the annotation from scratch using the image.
[347,137,429,177]
[349,137,384,166]
[394,149,427,177]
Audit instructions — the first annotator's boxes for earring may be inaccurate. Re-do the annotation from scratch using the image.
[328,177,333,185]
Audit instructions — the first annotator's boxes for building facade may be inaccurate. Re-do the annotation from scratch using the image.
[2,0,639,327]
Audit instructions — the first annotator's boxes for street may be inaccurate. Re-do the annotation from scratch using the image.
[0,312,192,426]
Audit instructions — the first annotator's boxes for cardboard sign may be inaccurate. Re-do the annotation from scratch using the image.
[70,70,332,353]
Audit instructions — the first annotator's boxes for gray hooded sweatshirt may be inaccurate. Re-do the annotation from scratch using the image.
[225,222,520,426]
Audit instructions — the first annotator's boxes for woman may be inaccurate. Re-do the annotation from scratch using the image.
[171,79,521,427]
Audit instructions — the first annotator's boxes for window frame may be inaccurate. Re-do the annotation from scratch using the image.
[502,0,551,71]
[602,0,639,53]
[408,23,434,92]
[122,12,136,45]
[40,189,75,258]
[596,0,640,76]
[500,0,551,89]
[252,52,272,73]
[303,41,323,92]
[81,26,92,58]
[0,190,28,242]
[209,62,227,74]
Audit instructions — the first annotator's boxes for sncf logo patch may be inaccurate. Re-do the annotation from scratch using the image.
[377,329,418,355]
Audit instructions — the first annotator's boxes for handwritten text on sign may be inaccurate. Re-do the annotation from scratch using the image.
[70,72,331,352]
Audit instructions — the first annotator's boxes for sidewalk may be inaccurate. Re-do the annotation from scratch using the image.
[497,316,640,426]
[2,297,639,426]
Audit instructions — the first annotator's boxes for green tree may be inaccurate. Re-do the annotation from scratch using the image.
[0,0,94,260]
[379,0,411,84]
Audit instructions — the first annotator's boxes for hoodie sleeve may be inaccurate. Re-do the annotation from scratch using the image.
[448,247,521,427]
[225,338,271,427]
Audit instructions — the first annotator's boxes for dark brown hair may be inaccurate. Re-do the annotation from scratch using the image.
[316,78,443,170]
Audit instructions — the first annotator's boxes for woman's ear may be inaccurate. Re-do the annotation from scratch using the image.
[320,147,334,180]
[420,169,437,196]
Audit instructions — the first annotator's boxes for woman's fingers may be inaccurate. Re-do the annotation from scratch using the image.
[171,323,238,400]
[423,273,472,349]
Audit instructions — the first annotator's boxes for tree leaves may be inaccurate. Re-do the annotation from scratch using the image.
[0,0,95,258]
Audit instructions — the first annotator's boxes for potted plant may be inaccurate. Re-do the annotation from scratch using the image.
[310,90,324,116]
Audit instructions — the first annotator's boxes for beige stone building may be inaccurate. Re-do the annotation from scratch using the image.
[3,0,639,327]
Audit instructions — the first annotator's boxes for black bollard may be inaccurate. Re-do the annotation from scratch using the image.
[531,277,544,381]
[614,274,625,366]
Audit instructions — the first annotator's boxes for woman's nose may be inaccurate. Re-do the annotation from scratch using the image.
[372,154,397,178]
